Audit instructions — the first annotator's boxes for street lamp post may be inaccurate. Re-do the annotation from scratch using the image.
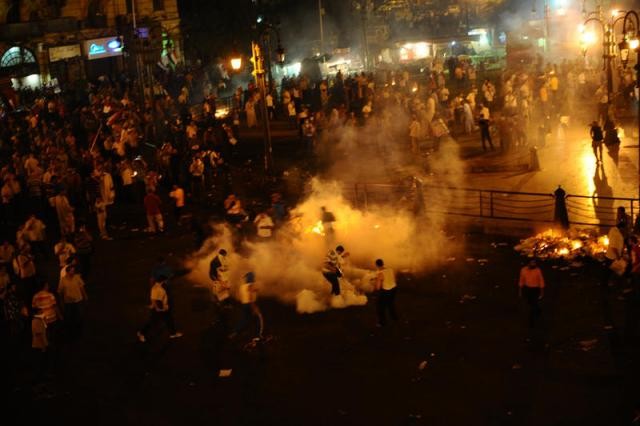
[583,16,615,107]
[250,41,273,175]
[618,10,640,203]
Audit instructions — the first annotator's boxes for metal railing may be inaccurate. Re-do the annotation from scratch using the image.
[348,182,636,228]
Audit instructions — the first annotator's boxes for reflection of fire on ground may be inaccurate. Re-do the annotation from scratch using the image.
[515,228,609,261]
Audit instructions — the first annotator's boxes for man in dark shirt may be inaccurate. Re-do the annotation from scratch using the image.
[478,113,494,151]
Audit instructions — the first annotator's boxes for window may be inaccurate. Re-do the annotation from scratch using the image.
[126,0,133,14]
[153,0,164,11]
[0,47,36,68]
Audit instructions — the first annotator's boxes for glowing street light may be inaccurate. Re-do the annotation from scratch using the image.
[276,45,285,65]
[230,56,243,71]
[617,10,640,203]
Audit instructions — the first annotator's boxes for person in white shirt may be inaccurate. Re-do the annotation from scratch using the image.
[57,265,88,338]
[254,211,274,240]
[137,276,182,342]
[374,258,398,326]
[322,245,347,296]
[604,223,626,286]
[54,237,76,267]
[95,196,110,239]
[189,156,205,203]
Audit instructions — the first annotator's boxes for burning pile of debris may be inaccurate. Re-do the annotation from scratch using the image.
[515,229,609,261]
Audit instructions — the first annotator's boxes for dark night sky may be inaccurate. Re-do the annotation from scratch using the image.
[178,0,352,60]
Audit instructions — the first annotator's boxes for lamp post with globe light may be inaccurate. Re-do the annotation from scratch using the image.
[618,10,640,203]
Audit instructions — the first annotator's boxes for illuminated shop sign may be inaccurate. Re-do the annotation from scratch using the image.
[49,44,81,62]
[84,37,124,60]
[399,42,431,62]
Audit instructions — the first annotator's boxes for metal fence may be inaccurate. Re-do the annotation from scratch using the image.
[348,182,637,228]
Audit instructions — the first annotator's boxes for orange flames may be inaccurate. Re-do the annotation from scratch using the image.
[515,228,609,260]
[306,220,325,236]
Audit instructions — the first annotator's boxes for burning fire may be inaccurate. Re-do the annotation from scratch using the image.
[306,220,325,236]
[215,107,230,119]
[515,228,609,260]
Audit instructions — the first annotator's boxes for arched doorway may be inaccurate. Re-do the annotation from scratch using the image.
[0,46,41,88]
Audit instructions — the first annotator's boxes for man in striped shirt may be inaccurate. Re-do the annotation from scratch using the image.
[518,259,545,328]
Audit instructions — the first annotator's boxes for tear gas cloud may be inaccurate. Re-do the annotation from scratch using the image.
[186,178,460,313]
[187,100,465,313]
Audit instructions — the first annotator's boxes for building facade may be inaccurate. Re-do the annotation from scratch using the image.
[0,0,182,89]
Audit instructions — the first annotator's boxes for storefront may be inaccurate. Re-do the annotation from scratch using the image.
[83,36,124,81]
[48,44,83,87]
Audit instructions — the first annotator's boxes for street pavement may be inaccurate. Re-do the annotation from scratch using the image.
[452,124,640,200]
[4,120,640,425]
[5,226,639,426]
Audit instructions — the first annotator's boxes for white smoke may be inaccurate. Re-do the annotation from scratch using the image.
[185,178,459,313]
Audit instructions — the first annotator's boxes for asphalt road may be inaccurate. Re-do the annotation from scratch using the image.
[4,226,639,426]
[3,121,640,426]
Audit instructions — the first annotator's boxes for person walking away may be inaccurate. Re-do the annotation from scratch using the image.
[478,113,494,151]
[169,184,186,226]
[230,272,263,341]
[143,189,164,233]
[518,259,545,328]
[57,265,88,339]
[137,276,183,342]
[374,259,398,327]
[95,196,111,239]
[590,121,604,163]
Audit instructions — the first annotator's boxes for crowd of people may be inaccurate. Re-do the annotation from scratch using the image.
[1,45,638,387]
[230,55,637,158]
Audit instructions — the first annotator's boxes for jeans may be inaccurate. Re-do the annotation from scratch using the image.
[522,287,541,327]
[141,310,176,336]
[322,272,341,295]
[377,288,398,325]
[234,304,263,338]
